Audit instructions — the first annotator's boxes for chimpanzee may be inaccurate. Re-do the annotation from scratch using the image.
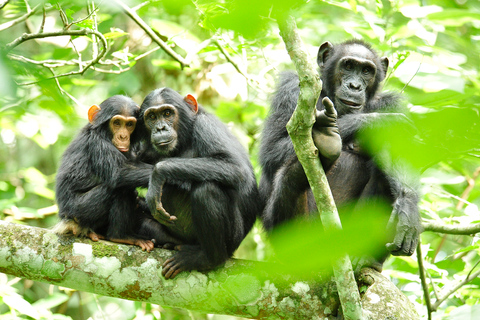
[259,39,421,267]
[137,87,260,279]
[55,95,181,251]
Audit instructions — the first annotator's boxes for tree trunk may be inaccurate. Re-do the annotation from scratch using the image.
[0,220,418,319]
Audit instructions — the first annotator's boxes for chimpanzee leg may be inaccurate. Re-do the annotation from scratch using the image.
[351,165,392,271]
[106,188,156,251]
[161,182,232,279]
[136,213,183,248]
[262,156,311,230]
[65,185,112,234]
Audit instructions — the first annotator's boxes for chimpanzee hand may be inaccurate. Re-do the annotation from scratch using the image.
[313,97,342,168]
[146,173,177,225]
[386,196,421,256]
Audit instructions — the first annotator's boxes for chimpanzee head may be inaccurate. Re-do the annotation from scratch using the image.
[88,95,139,153]
[317,39,389,116]
[139,88,198,156]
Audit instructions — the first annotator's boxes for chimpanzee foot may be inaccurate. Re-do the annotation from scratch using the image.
[87,231,104,242]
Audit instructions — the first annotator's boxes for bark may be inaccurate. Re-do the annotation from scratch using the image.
[277,15,363,320]
[0,220,418,319]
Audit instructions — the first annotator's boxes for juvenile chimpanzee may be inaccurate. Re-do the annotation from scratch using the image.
[259,39,421,267]
[137,88,260,279]
[55,95,181,251]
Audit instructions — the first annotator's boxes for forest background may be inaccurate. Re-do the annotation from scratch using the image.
[0,0,480,319]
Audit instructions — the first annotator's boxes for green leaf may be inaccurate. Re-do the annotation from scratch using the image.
[3,294,40,319]
[151,59,183,70]
[428,9,480,27]
[32,293,70,310]
[75,19,94,29]
[104,29,129,40]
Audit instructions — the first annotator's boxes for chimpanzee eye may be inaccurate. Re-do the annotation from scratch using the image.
[345,61,353,71]
[114,119,121,126]
[126,121,134,127]
[363,66,372,74]
[164,110,171,117]
[148,113,156,120]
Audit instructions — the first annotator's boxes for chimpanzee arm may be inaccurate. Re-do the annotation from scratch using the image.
[337,112,415,143]
[383,161,422,256]
[115,161,154,188]
[262,156,311,230]
[146,157,247,224]
[152,157,246,189]
[88,136,153,189]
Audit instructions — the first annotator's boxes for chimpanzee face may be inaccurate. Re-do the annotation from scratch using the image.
[333,44,378,114]
[88,95,139,153]
[144,104,179,155]
[109,115,137,152]
[318,41,389,117]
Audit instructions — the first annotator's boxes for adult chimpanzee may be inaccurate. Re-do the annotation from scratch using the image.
[55,95,181,251]
[259,39,421,268]
[137,87,260,279]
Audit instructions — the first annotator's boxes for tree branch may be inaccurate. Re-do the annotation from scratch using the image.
[112,0,188,69]
[431,264,480,311]
[422,221,480,235]
[277,15,363,320]
[416,242,433,320]
[0,3,39,32]
[3,28,108,85]
[0,220,418,319]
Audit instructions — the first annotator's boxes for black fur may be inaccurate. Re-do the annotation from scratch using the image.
[55,95,180,248]
[259,40,421,266]
[138,87,260,278]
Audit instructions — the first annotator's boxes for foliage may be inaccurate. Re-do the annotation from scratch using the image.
[0,0,479,319]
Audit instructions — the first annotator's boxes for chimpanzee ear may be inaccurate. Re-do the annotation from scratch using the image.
[317,41,334,68]
[380,57,389,79]
[184,94,198,113]
[88,105,101,123]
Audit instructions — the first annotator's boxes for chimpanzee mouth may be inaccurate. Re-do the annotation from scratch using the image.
[340,99,362,108]
[117,147,129,152]
[155,139,174,147]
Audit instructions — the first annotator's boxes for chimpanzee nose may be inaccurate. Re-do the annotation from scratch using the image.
[349,82,361,90]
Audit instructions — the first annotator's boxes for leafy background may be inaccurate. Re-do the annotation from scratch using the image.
[1,0,479,319]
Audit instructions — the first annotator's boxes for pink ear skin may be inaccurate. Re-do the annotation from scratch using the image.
[184,94,198,113]
[88,105,101,123]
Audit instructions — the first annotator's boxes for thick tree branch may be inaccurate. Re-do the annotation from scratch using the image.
[0,220,418,319]
[112,0,188,68]
[276,15,363,320]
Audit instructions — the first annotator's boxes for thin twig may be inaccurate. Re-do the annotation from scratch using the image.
[39,5,46,33]
[214,38,249,79]
[432,265,480,310]
[456,167,480,210]
[0,3,39,32]
[416,243,433,320]
[112,0,188,68]
[0,0,10,10]
[5,29,108,84]
[65,2,99,30]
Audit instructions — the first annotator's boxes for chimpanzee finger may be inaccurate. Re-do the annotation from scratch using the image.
[162,259,179,279]
[386,228,406,253]
[171,268,183,279]
[322,97,337,118]
[386,209,398,231]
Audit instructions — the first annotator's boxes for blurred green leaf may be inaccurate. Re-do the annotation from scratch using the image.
[427,9,480,27]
